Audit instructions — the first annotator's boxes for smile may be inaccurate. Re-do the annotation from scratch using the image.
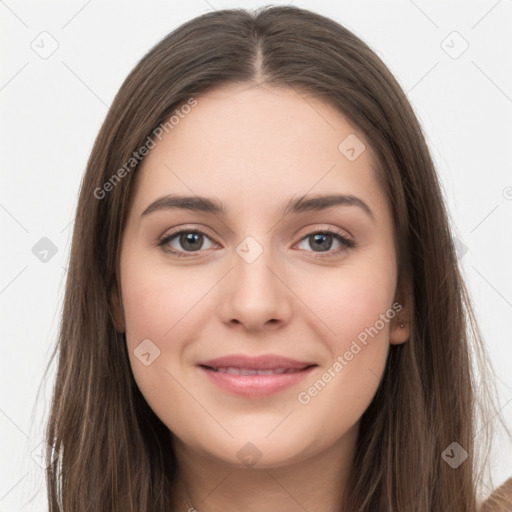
[198,365,316,398]
[207,366,305,375]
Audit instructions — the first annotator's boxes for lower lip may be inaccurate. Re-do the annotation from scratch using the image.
[198,365,316,398]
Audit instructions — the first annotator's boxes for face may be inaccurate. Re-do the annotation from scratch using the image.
[112,83,409,469]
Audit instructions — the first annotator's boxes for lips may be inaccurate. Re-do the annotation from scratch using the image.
[209,367,304,375]
[197,354,317,398]
[198,354,315,371]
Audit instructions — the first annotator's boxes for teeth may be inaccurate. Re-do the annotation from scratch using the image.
[212,367,301,375]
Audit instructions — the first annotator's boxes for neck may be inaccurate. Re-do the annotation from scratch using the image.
[170,424,358,512]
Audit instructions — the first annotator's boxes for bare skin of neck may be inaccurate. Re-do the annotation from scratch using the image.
[169,424,358,512]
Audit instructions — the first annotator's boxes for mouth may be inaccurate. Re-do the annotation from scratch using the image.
[196,354,317,398]
[201,366,313,375]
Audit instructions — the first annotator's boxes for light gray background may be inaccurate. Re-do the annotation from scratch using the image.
[1,0,511,509]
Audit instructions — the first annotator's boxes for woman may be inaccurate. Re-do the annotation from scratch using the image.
[43,5,511,511]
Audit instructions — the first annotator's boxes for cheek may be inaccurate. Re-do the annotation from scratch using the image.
[302,261,396,351]
[119,260,209,426]
[295,264,395,409]
[119,254,205,389]
[120,256,206,343]
[332,283,394,350]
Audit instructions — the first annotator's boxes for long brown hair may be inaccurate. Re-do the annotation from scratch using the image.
[43,5,510,511]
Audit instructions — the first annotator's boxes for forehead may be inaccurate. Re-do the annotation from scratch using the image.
[131,83,387,220]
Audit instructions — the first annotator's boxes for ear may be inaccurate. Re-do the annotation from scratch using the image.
[109,282,126,333]
[389,282,410,345]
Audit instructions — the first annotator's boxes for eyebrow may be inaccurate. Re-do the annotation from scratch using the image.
[141,193,375,221]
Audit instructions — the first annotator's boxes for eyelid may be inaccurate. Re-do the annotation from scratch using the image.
[295,224,353,242]
[159,224,217,240]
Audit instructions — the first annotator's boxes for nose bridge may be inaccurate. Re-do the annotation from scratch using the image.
[220,231,291,330]
[234,232,278,299]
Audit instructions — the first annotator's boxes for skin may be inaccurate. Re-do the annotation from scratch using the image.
[111,83,410,512]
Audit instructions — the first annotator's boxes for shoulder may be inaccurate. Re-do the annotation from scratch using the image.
[478,477,512,512]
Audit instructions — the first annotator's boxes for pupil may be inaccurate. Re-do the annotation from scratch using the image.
[311,233,331,252]
[181,232,202,251]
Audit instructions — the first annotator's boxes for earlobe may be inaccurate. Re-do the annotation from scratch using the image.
[389,286,411,345]
[390,318,410,344]
[109,283,126,333]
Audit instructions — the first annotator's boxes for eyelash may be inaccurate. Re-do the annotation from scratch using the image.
[157,226,356,259]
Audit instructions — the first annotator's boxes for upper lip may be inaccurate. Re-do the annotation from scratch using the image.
[198,354,316,370]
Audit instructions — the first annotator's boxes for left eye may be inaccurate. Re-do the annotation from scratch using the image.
[158,228,354,257]
[295,231,354,256]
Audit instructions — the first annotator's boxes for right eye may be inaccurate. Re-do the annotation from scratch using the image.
[158,228,218,257]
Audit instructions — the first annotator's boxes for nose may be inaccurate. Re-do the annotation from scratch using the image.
[218,239,293,332]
